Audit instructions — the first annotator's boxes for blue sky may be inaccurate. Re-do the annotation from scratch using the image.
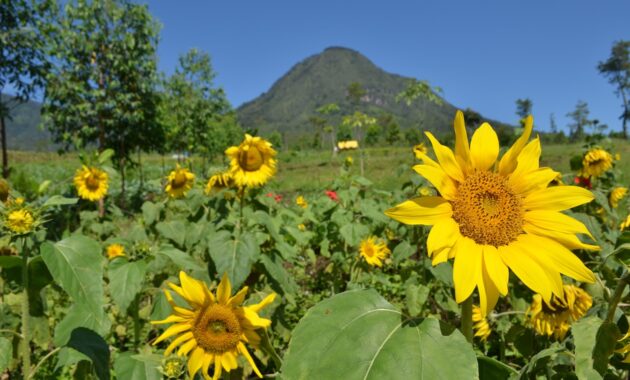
[147,0,630,133]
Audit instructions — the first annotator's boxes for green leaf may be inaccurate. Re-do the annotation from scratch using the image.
[0,337,12,373]
[0,256,21,268]
[260,252,297,304]
[141,201,161,225]
[477,356,518,380]
[281,289,478,379]
[54,304,111,346]
[519,344,565,377]
[114,352,162,380]
[41,235,104,317]
[339,223,369,246]
[98,149,115,164]
[28,256,53,316]
[66,327,110,380]
[405,284,430,316]
[108,259,147,313]
[154,245,199,271]
[393,241,416,264]
[208,231,259,289]
[573,316,619,379]
[42,195,78,207]
[155,221,186,247]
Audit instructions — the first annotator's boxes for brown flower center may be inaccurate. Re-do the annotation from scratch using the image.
[238,146,264,171]
[171,171,188,189]
[193,304,242,353]
[85,174,101,191]
[452,170,523,247]
[541,299,569,315]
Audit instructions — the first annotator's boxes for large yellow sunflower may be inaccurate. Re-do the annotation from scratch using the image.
[6,209,34,234]
[527,284,592,340]
[580,148,613,178]
[385,111,597,316]
[165,165,195,198]
[74,165,108,201]
[225,134,277,188]
[152,272,276,380]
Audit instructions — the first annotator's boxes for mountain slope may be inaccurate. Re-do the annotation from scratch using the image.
[0,95,52,151]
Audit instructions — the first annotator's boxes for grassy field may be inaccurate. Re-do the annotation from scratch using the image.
[7,138,630,197]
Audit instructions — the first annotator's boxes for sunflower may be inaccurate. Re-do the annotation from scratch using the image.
[296,195,308,209]
[472,305,491,342]
[205,172,233,195]
[610,187,628,209]
[359,236,391,267]
[413,143,428,160]
[418,186,431,196]
[225,134,277,188]
[621,215,630,231]
[6,209,34,234]
[385,111,597,316]
[0,179,9,202]
[580,148,613,178]
[152,272,276,380]
[74,165,108,201]
[527,284,592,340]
[165,165,195,198]
[616,331,630,363]
[106,244,126,260]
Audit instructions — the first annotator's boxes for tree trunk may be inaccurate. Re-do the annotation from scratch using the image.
[621,90,628,139]
[0,113,8,178]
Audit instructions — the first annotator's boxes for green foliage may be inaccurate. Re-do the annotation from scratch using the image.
[598,40,630,138]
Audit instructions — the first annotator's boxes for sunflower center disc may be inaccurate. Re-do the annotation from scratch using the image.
[541,299,569,315]
[239,146,264,171]
[193,303,242,353]
[85,174,101,190]
[172,171,188,188]
[451,170,523,246]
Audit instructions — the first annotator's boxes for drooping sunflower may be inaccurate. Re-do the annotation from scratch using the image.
[6,209,34,234]
[616,331,630,363]
[296,195,308,209]
[472,305,491,342]
[106,244,126,260]
[621,215,630,231]
[527,284,592,340]
[165,165,195,198]
[74,165,108,201]
[359,236,391,267]
[610,187,628,209]
[413,143,428,160]
[152,272,276,380]
[580,148,613,178]
[385,111,597,316]
[205,172,233,195]
[225,134,277,188]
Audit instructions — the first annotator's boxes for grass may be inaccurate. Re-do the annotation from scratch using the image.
[6,139,630,198]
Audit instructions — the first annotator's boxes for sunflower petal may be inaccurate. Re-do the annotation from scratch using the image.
[238,342,263,378]
[412,165,458,200]
[153,323,191,344]
[216,273,232,304]
[431,247,451,266]
[477,263,500,317]
[453,237,482,303]
[164,332,193,355]
[188,347,205,379]
[470,123,499,171]
[221,351,238,371]
[499,241,552,303]
[499,115,533,175]
[427,218,460,257]
[524,210,593,238]
[179,271,207,307]
[242,306,272,328]
[523,223,599,251]
[177,338,197,357]
[524,186,594,211]
[425,132,465,182]
[247,293,276,313]
[511,137,541,177]
[482,245,508,296]
[509,167,559,195]
[213,356,223,380]
[453,110,471,171]
[202,353,215,380]
[229,286,249,307]
[384,196,452,225]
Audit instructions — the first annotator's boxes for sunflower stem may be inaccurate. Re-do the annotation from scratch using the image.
[28,347,61,379]
[20,238,31,378]
[460,296,473,344]
[261,328,282,370]
[606,273,630,324]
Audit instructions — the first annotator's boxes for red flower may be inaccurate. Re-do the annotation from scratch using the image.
[266,192,274,197]
[573,176,592,189]
[274,194,283,202]
[325,190,339,201]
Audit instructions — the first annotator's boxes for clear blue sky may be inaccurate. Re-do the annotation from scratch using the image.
[151,1,628,132]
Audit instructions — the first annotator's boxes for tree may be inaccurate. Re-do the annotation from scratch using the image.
[549,113,558,134]
[346,82,365,108]
[404,128,423,145]
[566,101,590,141]
[598,40,630,138]
[462,108,482,129]
[515,98,533,119]
[43,0,164,167]
[396,79,443,106]
[0,0,52,178]
[316,103,340,151]
[364,123,381,146]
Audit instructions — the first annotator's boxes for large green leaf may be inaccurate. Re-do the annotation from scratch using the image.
[114,352,162,380]
[0,337,12,373]
[108,259,147,313]
[42,195,78,207]
[339,223,369,246]
[54,304,111,346]
[573,316,619,380]
[0,256,21,268]
[477,356,518,380]
[154,245,199,271]
[260,252,298,304]
[41,235,104,317]
[66,327,110,380]
[156,221,186,247]
[281,289,478,380]
[208,231,259,289]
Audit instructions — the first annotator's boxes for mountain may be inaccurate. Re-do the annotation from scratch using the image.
[236,46,512,141]
[0,95,53,151]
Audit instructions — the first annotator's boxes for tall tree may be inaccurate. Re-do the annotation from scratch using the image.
[43,0,164,165]
[346,82,365,109]
[549,113,558,134]
[395,79,443,106]
[0,0,52,178]
[566,100,590,141]
[515,98,533,129]
[598,40,630,138]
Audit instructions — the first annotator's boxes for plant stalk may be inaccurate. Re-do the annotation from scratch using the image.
[460,296,473,344]
[606,273,630,324]
[20,241,31,378]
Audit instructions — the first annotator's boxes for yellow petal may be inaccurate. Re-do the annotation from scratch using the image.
[177,338,197,357]
[518,234,596,283]
[425,132,465,182]
[477,263,500,317]
[216,273,232,304]
[431,246,451,266]
[453,110,471,171]
[384,196,452,226]
[179,271,207,307]
[453,237,482,303]
[499,241,552,303]
[509,167,559,196]
[151,315,188,325]
[482,245,508,296]
[524,210,593,238]
[228,286,249,307]
[164,332,193,355]
[523,223,599,251]
[427,218,460,256]
[202,353,215,380]
[415,151,440,168]
[470,123,499,171]
[524,186,594,211]
[413,165,458,200]
[238,342,263,378]
[153,323,191,344]
[515,241,564,299]
[242,306,272,328]
[187,347,205,379]
[499,115,533,175]
[213,356,223,380]
[511,137,541,177]
[247,293,276,313]
[221,351,238,371]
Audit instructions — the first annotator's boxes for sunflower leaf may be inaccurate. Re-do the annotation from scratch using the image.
[207,230,259,289]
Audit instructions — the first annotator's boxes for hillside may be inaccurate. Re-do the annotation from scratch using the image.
[0,95,52,151]
[237,46,512,140]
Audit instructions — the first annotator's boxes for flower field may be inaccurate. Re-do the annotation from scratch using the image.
[2,112,630,379]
